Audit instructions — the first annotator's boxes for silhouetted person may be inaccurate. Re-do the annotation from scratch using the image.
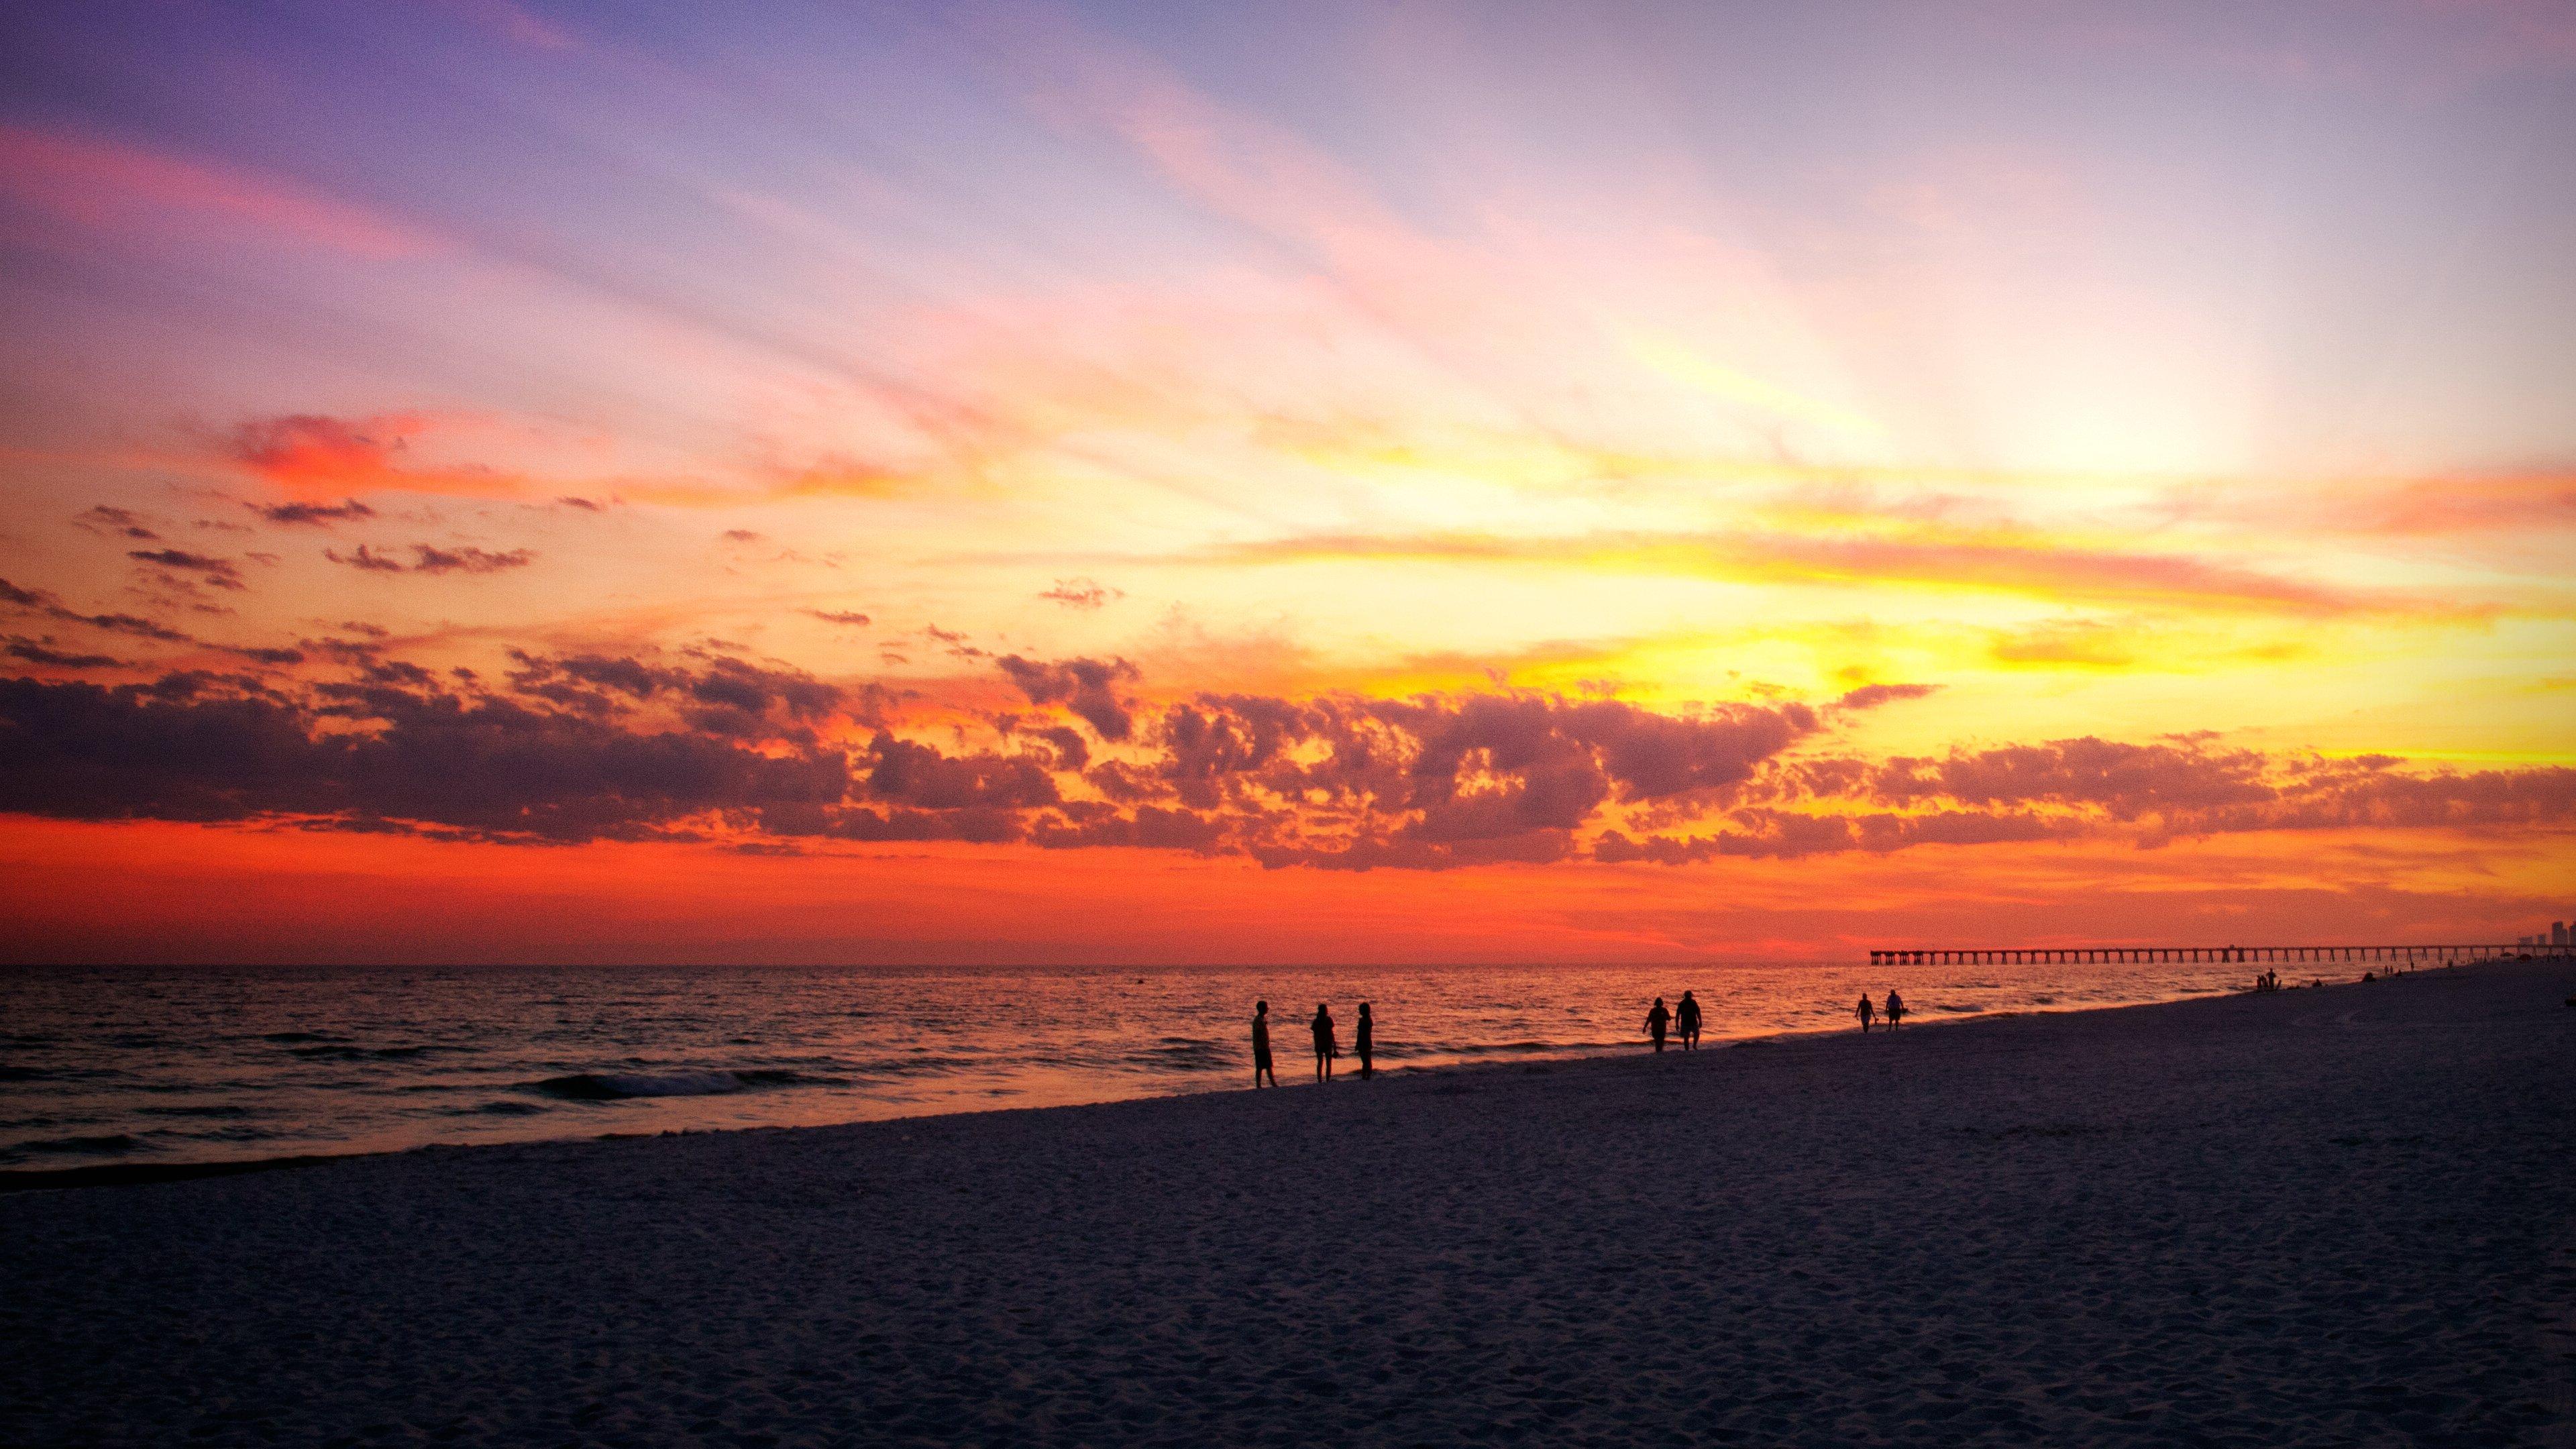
[1884,989,1905,1031]
[1676,991,1702,1051]
[1250,1000,1276,1088]
[1856,994,1875,1032]
[1645,997,1670,1053]
[1311,1003,1337,1082]
[1356,1002,1375,1079]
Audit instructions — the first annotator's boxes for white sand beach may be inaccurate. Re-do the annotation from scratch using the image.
[5,959,2573,1447]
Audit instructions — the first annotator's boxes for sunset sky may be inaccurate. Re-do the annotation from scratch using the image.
[2,0,2571,963]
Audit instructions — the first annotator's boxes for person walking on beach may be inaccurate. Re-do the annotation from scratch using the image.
[1355,1002,1375,1080]
[1250,1000,1277,1088]
[1856,994,1875,1032]
[1311,1003,1338,1082]
[1676,991,1702,1051]
[1645,996,1671,1053]
[1884,989,1906,1031]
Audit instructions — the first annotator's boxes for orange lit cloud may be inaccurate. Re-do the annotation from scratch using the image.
[4,652,2567,876]
[2267,470,2576,537]
[223,414,525,501]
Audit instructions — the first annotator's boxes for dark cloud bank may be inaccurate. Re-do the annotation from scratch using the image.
[1,653,2567,868]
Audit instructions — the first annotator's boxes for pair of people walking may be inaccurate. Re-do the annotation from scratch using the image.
[1856,990,1906,1032]
[1251,1000,1371,1087]
[1644,991,1703,1052]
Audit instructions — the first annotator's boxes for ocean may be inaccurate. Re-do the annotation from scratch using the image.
[1,957,2275,1173]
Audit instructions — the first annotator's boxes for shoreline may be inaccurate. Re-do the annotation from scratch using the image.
[0,963,2469,1196]
[0,967,2376,1195]
[7,956,2571,1444]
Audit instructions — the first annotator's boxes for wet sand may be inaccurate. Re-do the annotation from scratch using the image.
[5,959,2573,1447]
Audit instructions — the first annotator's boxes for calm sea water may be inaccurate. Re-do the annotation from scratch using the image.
[1,959,2270,1172]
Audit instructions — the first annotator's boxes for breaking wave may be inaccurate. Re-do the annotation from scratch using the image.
[5,1132,150,1158]
[532,1068,818,1102]
[1125,1037,1230,1071]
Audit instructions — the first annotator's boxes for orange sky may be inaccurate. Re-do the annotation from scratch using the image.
[1,2,2571,961]
[0,816,2559,966]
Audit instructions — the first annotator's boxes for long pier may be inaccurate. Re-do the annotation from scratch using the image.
[1868,943,2571,967]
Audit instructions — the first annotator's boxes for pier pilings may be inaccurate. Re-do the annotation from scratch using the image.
[1863,943,2563,969]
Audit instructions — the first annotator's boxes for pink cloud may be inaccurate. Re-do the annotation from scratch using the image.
[224,414,521,500]
[438,0,580,51]
[0,124,438,260]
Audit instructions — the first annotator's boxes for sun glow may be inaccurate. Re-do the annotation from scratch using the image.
[1,1,2571,961]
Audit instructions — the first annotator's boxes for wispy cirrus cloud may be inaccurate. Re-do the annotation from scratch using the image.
[0,123,438,259]
[1179,527,2488,620]
[440,0,582,52]
[2184,469,2576,539]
